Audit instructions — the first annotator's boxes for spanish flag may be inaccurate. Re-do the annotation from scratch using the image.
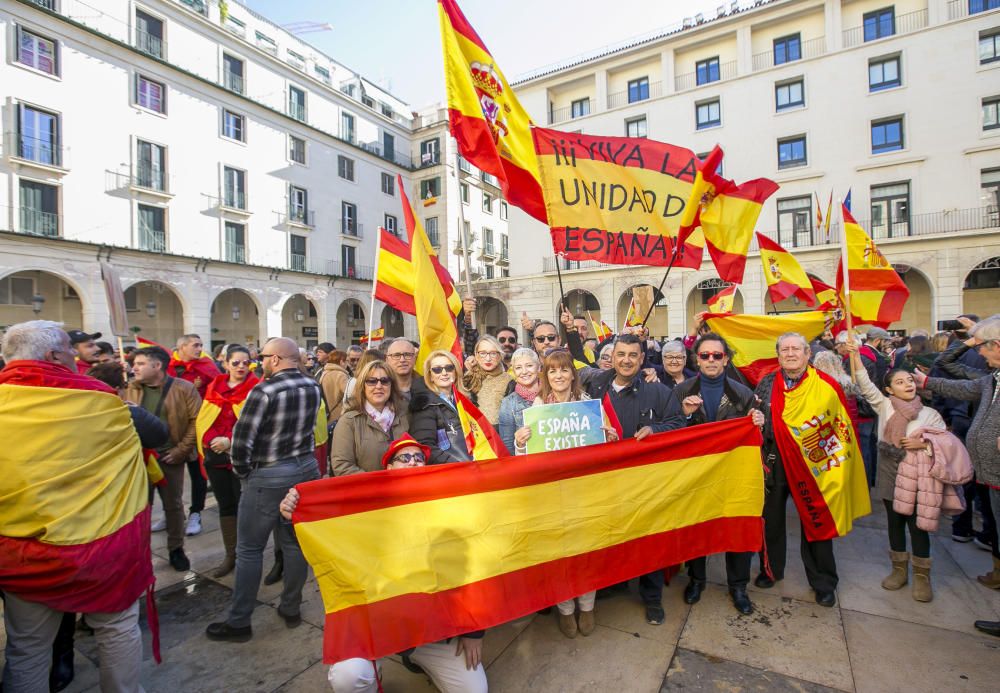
[589,311,614,341]
[455,389,509,459]
[770,366,871,540]
[811,277,840,313]
[439,0,546,222]
[195,372,259,461]
[359,328,385,344]
[293,417,763,663]
[0,360,153,614]
[705,311,827,385]
[623,297,640,328]
[375,227,462,318]
[756,233,817,306]
[135,334,167,350]
[706,284,738,314]
[836,205,909,328]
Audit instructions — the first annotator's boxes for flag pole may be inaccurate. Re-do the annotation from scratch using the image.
[455,171,476,329]
[838,201,858,381]
[553,252,569,320]
[367,228,382,342]
[640,244,680,327]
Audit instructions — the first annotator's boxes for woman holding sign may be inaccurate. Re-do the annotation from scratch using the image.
[514,349,619,639]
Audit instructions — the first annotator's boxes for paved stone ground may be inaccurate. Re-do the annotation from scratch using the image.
[3,491,999,692]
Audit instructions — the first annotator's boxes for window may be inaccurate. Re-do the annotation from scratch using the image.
[421,177,441,200]
[501,234,509,260]
[869,55,901,91]
[425,217,440,246]
[384,214,397,235]
[222,54,244,94]
[628,77,650,103]
[696,151,725,176]
[314,65,331,84]
[17,26,57,74]
[286,49,305,70]
[383,132,395,161]
[626,116,647,138]
[485,265,495,279]
[362,95,375,109]
[255,30,277,55]
[482,192,493,214]
[135,140,165,191]
[381,172,395,195]
[773,34,801,65]
[982,31,1000,65]
[135,10,163,58]
[458,154,472,173]
[136,75,165,113]
[483,228,495,255]
[775,79,804,110]
[222,110,245,142]
[500,201,508,220]
[289,186,309,223]
[777,196,813,247]
[695,99,721,129]
[696,57,720,85]
[971,1,1000,15]
[17,104,60,166]
[420,138,440,165]
[571,98,591,118]
[460,182,469,204]
[777,135,807,168]
[342,112,356,142]
[871,117,904,153]
[290,234,306,271]
[482,171,499,187]
[863,7,895,42]
[289,135,306,164]
[338,155,355,181]
[137,204,166,251]
[381,104,393,118]
[0,275,34,305]
[223,167,246,209]
[288,86,306,121]
[982,168,1000,220]
[984,96,1000,130]
[870,181,910,238]
[19,179,58,236]
[501,268,510,278]
[342,201,358,235]
[224,222,245,263]
[341,245,357,277]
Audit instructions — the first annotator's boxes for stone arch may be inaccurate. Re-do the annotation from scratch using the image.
[211,288,262,349]
[282,294,320,349]
[685,278,743,321]
[475,297,509,338]
[962,256,1000,322]
[121,280,186,347]
[381,305,405,338]
[0,269,84,330]
[891,263,934,333]
[337,299,367,346]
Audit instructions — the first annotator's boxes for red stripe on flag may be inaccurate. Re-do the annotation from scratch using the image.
[705,243,749,284]
[549,228,703,268]
[0,359,117,394]
[374,281,417,316]
[321,515,761,663]
[739,357,781,387]
[439,0,490,55]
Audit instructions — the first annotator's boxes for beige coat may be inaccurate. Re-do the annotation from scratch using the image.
[319,363,350,423]
[125,376,201,463]
[329,407,409,476]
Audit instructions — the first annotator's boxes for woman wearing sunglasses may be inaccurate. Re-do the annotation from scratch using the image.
[329,360,409,476]
[463,335,512,425]
[195,344,260,577]
[410,350,472,464]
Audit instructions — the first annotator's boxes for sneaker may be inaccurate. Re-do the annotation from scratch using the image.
[951,531,974,543]
[644,604,665,625]
[186,512,202,536]
[169,547,190,572]
[973,532,994,552]
[151,517,167,532]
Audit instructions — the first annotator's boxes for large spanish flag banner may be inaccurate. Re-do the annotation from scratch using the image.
[0,360,153,614]
[756,233,817,306]
[439,0,546,222]
[705,311,827,385]
[374,227,462,318]
[836,205,909,328]
[770,367,871,540]
[294,418,763,663]
[533,127,706,267]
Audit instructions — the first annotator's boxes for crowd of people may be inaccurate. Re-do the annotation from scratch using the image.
[1,300,998,693]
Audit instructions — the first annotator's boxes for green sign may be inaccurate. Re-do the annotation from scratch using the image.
[522,399,605,454]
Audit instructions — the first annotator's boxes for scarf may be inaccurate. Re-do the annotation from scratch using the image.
[884,396,923,447]
[365,401,395,433]
[204,372,259,411]
[514,382,540,403]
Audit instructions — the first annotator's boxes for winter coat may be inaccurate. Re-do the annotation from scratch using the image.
[319,362,350,423]
[329,407,409,476]
[924,372,1000,487]
[409,390,471,464]
[125,376,201,463]
[893,428,974,532]
[497,390,535,455]
[667,374,756,426]
[584,369,684,439]
[468,369,512,425]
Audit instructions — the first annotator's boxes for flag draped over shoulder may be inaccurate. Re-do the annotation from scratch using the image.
[756,233,817,306]
[455,389,509,459]
[375,228,462,318]
[195,372,258,461]
[439,0,546,222]
[0,360,153,613]
[836,205,909,328]
[707,284,738,314]
[705,311,827,385]
[770,367,871,540]
[293,417,763,663]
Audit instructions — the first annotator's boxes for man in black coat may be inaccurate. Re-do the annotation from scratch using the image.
[667,333,763,615]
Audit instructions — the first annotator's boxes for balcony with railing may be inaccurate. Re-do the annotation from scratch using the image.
[548,103,585,124]
[28,0,58,9]
[949,0,1000,19]
[358,141,413,168]
[8,132,64,169]
[138,225,166,252]
[674,60,737,92]
[497,247,509,265]
[752,37,825,72]
[223,72,244,95]
[19,207,60,237]
[341,219,363,238]
[283,209,315,227]
[843,9,928,48]
[288,102,307,122]
[133,164,168,193]
[479,242,496,259]
[607,81,663,109]
[221,191,247,211]
[134,28,164,58]
[327,262,373,280]
[420,151,441,168]
[290,253,307,272]
[542,257,617,273]
[224,241,246,264]
[178,0,208,16]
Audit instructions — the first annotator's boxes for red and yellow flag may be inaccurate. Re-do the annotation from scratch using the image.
[836,205,909,328]
[439,0,546,222]
[359,328,385,345]
[770,367,871,540]
[623,297,640,328]
[705,311,827,385]
[706,284,738,314]
[455,389,509,459]
[823,191,834,241]
[756,233,817,306]
[375,228,462,318]
[811,277,840,313]
[195,372,258,461]
[135,334,167,350]
[293,417,763,663]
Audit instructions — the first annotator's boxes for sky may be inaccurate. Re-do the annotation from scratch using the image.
[244,0,733,109]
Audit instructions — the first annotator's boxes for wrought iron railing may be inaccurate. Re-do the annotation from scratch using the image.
[752,37,825,72]
[607,81,663,109]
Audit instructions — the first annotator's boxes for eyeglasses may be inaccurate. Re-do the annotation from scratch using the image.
[392,452,426,464]
[697,351,725,361]
[599,354,612,361]
[430,364,456,374]
[534,334,559,343]
[476,350,502,359]
[663,355,686,362]
[386,352,416,360]
[365,377,391,386]
[229,360,251,367]
[259,352,279,359]
[498,336,517,344]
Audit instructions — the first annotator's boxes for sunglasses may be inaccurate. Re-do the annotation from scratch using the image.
[229,360,251,367]
[365,376,391,386]
[534,334,559,343]
[430,364,456,374]
[392,452,426,464]
[697,351,725,361]
[498,336,517,344]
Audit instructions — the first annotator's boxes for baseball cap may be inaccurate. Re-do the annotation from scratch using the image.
[380,434,431,469]
[865,327,890,340]
[67,329,102,344]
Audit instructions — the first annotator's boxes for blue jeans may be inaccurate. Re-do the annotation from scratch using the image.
[226,454,319,628]
[857,420,876,488]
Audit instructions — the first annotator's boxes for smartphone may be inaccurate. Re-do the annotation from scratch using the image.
[937,319,964,331]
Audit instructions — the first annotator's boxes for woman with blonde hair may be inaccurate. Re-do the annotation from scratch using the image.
[463,334,512,425]
[410,350,472,464]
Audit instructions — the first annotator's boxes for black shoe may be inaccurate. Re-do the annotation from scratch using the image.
[263,556,284,585]
[951,531,974,543]
[973,619,1000,637]
[815,590,836,607]
[754,573,776,589]
[278,609,302,629]
[729,587,753,615]
[644,604,665,625]
[49,648,74,692]
[536,606,552,615]
[205,622,253,642]
[973,531,994,552]
[169,547,190,572]
[683,579,705,605]
[400,654,425,674]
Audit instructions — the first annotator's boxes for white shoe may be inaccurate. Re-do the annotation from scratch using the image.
[186,512,202,536]
[151,517,167,532]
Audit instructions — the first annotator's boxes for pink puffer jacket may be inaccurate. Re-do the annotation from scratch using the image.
[893,428,974,532]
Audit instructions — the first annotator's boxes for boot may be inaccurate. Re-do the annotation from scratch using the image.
[211,515,238,578]
[911,555,933,603]
[557,612,577,639]
[881,550,909,591]
[977,555,1000,589]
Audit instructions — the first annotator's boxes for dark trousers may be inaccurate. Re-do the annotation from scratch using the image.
[857,420,877,488]
[205,463,242,517]
[688,552,752,589]
[759,458,838,592]
[187,459,207,514]
[884,500,930,558]
[638,571,664,606]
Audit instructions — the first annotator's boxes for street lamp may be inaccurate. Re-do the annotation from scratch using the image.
[231,305,240,321]
[31,293,45,315]
[145,300,157,318]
